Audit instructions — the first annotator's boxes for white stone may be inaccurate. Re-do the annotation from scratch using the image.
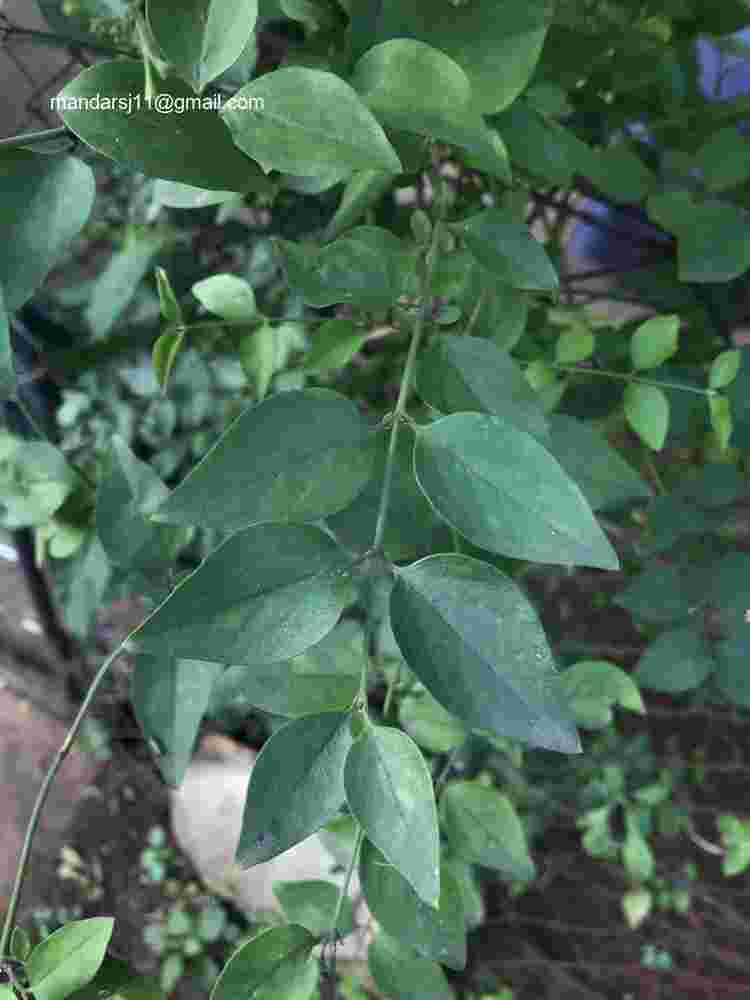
[170,739,371,961]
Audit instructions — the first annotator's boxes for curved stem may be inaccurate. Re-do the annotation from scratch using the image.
[0,127,69,150]
[0,640,128,957]
[372,163,446,550]
[533,362,716,397]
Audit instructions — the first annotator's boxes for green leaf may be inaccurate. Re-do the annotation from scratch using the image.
[624,383,669,451]
[543,415,650,512]
[709,350,741,390]
[208,619,362,719]
[634,625,713,694]
[417,335,548,438]
[26,919,114,1000]
[555,329,595,365]
[193,274,257,321]
[155,267,183,327]
[459,210,558,292]
[327,424,451,562]
[630,315,679,370]
[0,285,15,400]
[591,143,656,202]
[86,226,167,338]
[614,563,706,626]
[239,323,277,400]
[196,905,227,944]
[560,660,645,729]
[457,261,528,350]
[152,329,186,392]
[622,814,655,881]
[322,170,396,243]
[276,227,406,309]
[132,653,223,787]
[236,712,353,865]
[391,554,579,753]
[622,888,652,929]
[96,435,183,572]
[440,781,535,881]
[398,689,466,754]
[160,955,183,994]
[648,194,750,284]
[351,40,510,181]
[57,61,271,193]
[64,536,111,638]
[153,179,239,209]
[211,926,316,1000]
[492,101,597,187]
[303,319,369,371]
[273,880,354,939]
[154,389,376,531]
[695,127,750,193]
[11,926,32,962]
[368,931,453,1000]
[360,840,466,970]
[0,150,95,312]
[134,523,354,664]
[442,858,484,929]
[344,725,440,906]
[709,393,733,452]
[415,413,620,569]
[366,0,553,115]
[147,0,259,92]
[221,67,402,175]
[64,957,163,1000]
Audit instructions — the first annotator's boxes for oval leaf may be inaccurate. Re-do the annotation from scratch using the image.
[624,383,669,451]
[134,523,354,665]
[459,209,558,292]
[27,918,114,1000]
[360,839,466,970]
[630,315,679,370]
[154,389,376,531]
[57,61,269,193]
[236,712,353,866]
[210,925,316,1000]
[192,273,256,321]
[440,781,536,880]
[147,0,259,93]
[344,725,440,906]
[415,413,620,570]
[390,554,580,753]
[367,931,453,1000]
[221,67,402,175]
[417,335,548,437]
[0,150,96,312]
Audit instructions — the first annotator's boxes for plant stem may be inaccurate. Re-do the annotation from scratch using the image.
[0,640,127,957]
[372,165,446,551]
[0,127,69,150]
[531,362,716,397]
[322,826,364,998]
[1,25,135,57]
[382,664,400,718]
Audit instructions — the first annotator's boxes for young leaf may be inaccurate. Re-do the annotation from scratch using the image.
[345,725,440,906]
[10,926,31,962]
[132,653,223,787]
[210,926,316,1000]
[417,335,548,438]
[0,150,95,311]
[322,169,397,243]
[440,782,536,881]
[415,413,620,569]
[390,554,580,753]
[57,61,270,193]
[26,918,114,1000]
[273,880,355,939]
[153,179,239,209]
[709,349,741,390]
[398,690,466,754]
[458,210,558,292]
[152,329,186,392]
[630,315,679,370]
[559,660,645,729]
[709,393,733,451]
[239,323,276,400]
[695,126,750,193]
[154,389,376,531]
[155,266,183,327]
[192,274,257,321]
[236,713,353,866]
[134,523,354,665]
[367,931,453,1000]
[303,319,369,372]
[57,956,161,1000]
[359,839,466,970]
[147,0,259,93]
[623,383,669,451]
[622,888,652,929]
[622,814,655,881]
[555,328,595,364]
[221,67,402,175]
